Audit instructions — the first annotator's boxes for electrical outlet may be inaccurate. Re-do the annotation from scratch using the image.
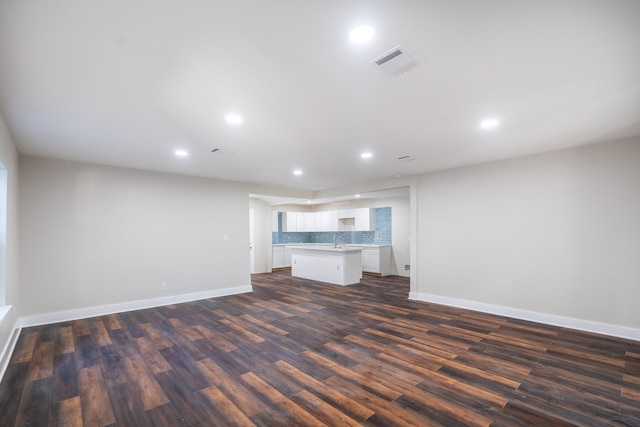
[404,265,410,271]
[161,283,167,291]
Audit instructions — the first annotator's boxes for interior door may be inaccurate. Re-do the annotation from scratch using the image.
[249,208,256,274]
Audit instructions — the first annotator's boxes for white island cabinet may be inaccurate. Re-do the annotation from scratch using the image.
[289,246,363,286]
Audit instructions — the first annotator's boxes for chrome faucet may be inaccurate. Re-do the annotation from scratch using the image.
[333,232,342,247]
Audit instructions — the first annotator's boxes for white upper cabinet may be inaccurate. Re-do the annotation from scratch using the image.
[354,208,375,231]
[296,212,314,232]
[278,209,371,232]
[273,211,280,232]
[283,211,298,232]
[318,210,338,232]
[337,209,354,219]
[295,212,304,231]
[304,212,316,231]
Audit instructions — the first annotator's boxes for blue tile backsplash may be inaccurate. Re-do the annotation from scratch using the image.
[272,207,392,245]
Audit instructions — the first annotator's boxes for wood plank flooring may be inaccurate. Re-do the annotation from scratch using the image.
[1,271,639,426]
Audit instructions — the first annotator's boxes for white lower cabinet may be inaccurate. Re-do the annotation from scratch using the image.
[276,244,391,274]
[284,246,292,267]
[362,249,379,273]
[273,246,292,269]
[272,246,284,269]
[359,246,392,276]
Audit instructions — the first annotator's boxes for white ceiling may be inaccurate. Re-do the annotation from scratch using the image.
[251,187,410,207]
[1,1,639,192]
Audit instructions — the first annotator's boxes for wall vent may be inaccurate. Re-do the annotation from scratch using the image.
[370,45,421,78]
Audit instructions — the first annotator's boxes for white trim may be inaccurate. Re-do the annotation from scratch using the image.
[0,326,20,382]
[0,304,11,323]
[409,292,640,342]
[0,305,20,382]
[18,285,253,328]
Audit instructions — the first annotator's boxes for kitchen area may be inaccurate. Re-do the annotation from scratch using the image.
[272,207,395,285]
[248,189,410,283]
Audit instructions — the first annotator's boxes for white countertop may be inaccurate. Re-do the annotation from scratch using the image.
[286,245,362,252]
[273,243,390,247]
[272,243,332,246]
[271,242,333,246]
[345,244,391,247]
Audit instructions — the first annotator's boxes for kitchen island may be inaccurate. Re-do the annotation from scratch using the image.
[288,245,363,286]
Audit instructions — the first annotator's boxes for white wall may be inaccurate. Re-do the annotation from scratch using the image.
[0,112,19,369]
[19,156,252,318]
[416,138,640,331]
[313,195,410,277]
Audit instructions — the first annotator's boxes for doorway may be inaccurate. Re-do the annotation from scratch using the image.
[249,208,256,274]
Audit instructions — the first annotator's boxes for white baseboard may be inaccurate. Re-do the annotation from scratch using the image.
[0,305,20,383]
[18,285,253,328]
[0,327,20,383]
[409,292,640,342]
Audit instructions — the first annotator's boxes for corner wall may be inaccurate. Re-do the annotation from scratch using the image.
[0,111,19,376]
[415,138,640,337]
[18,156,252,320]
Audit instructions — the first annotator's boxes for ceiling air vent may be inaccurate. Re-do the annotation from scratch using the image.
[370,45,421,78]
[398,155,416,162]
[211,148,234,155]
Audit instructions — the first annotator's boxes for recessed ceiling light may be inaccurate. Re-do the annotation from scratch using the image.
[293,170,303,176]
[361,152,373,159]
[349,26,374,43]
[306,200,312,204]
[354,194,361,198]
[175,149,189,157]
[480,119,499,129]
[225,114,243,125]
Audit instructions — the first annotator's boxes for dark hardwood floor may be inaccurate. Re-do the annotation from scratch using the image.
[1,270,639,426]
